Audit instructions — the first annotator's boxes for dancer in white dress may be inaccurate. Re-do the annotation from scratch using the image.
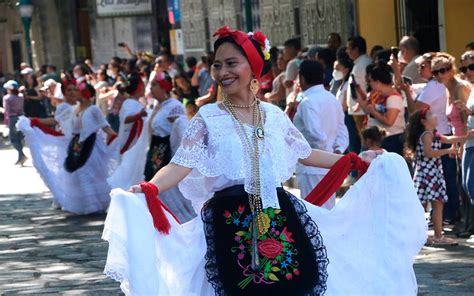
[103,27,427,295]
[17,79,79,206]
[108,73,149,189]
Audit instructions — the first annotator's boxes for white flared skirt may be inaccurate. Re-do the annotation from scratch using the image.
[18,116,119,214]
[102,153,427,295]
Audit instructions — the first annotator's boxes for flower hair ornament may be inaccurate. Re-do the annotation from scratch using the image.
[154,71,173,92]
[77,82,92,100]
[213,26,271,79]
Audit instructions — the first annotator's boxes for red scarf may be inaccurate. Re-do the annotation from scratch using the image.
[30,118,64,137]
[120,117,143,154]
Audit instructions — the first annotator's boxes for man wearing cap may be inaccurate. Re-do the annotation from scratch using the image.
[2,80,27,165]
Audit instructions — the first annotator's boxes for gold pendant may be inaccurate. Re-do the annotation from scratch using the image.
[255,127,264,139]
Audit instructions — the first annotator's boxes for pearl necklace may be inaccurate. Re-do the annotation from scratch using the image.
[223,96,265,271]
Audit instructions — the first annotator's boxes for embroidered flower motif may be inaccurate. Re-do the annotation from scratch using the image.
[223,206,301,289]
[258,238,283,259]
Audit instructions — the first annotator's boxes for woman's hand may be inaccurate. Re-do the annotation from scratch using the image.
[129,184,142,193]
[359,150,384,164]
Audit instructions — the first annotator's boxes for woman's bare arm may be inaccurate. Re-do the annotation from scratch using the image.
[299,149,343,169]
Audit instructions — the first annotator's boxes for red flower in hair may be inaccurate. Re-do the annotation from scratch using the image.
[252,31,267,47]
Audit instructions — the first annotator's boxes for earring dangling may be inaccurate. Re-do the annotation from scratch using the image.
[250,78,260,96]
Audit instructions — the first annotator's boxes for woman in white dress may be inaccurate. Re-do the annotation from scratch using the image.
[60,82,119,214]
[108,72,149,189]
[17,79,79,206]
[103,27,427,295]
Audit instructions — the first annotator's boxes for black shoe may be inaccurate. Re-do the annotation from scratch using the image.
[457,231,474,238]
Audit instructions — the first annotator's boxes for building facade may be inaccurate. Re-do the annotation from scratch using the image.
[1,0,472,74]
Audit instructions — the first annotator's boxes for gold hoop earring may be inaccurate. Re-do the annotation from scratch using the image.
[250,78,260,96]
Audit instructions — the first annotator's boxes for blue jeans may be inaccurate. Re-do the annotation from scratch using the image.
[442,143,460,221]
[344,112,361,154]
[8,115,25,161]
[462,147,474,232]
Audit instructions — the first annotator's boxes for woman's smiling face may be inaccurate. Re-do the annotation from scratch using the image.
[212,42,253,96]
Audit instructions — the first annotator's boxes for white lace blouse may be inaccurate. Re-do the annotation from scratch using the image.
[72,105,110,142]
[171,102,312,213]
[54,102,75,137]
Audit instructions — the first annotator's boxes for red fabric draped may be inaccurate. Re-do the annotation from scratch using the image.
[107,134,118,146]
[30,118,64,137]
[120,117,143,154]
[140,182,181,235]
[304,152,369,207]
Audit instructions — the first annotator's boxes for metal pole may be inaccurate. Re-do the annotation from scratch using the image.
[22,17,32,66]
[244,0,252,32]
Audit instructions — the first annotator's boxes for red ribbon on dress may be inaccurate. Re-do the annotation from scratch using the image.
[107,134,118,145]
[305,152,369,206]
[139,182,181,235]
[120,117,143,154]
[213,26,265,79]
[30,118,64,136]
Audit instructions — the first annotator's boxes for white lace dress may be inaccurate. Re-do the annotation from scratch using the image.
[107,99,149,190]
[103,102,427,295]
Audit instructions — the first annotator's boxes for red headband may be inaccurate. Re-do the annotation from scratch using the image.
[78,82,92,100]
[155,71,173,92]
[213,26,265,79]
[420,107,430,119]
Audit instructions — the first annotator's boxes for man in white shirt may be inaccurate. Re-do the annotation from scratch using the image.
[283,38,302,97]
[346,36,372,135]
[293,60,349,209]
[399,36,424,84]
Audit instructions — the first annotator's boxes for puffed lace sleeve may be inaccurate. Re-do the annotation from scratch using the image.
[283,113,312,160]
[171,113,208,169]
[90,105,110,129]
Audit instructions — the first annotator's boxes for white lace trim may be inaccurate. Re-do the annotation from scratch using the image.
[172,102,311,211]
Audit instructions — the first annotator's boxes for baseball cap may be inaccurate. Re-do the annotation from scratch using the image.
[20,67,34,75]
[3,80,19,90]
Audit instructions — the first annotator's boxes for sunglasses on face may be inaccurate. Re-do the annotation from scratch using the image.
[460,64,474,73]
[432,66,452,75]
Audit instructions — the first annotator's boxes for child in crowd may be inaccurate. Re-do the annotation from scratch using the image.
[361,125,386,152]
[406,108,471,245]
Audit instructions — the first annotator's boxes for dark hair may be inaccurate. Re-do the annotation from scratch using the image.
[336,47,349,60]
[213,36,272,78]
[159,50,174,62]
[126,72,143,96]
[369,60,393,85]
[269,46,280,64]
[74,63,90,75]
[83,83,96,98]
[466,41,474,50]
[299,60,324,86]
[47,65,57,72]
[284,38,302,52]
[97,69,110,81]
[26,74,38,88]
[317,48,336,69]
[328,32,342,43]
[348,36,367,54]
[374,49,392,63]
[185,56,197,68]
[405,109,427,159]
[126,58,138,74]
[361,126,386,145]
[61,79,76,94]
[370,45,384,59]
[110,56,122,65]
[337,58,353,81]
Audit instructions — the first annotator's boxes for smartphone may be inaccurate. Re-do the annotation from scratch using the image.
[350,74,358,99]
[391,46,399,59]
[402,76,413,85]
[118,42,125,47]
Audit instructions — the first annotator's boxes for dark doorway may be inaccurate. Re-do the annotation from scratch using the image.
[155,0,171,52]
[11,40,22,72]
[399,0,440,53]
[76,0,92,60]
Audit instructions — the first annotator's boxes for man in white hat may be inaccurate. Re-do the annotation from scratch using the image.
[2,80,27,165]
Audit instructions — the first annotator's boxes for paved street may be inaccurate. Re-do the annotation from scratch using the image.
[0,139,473,294]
